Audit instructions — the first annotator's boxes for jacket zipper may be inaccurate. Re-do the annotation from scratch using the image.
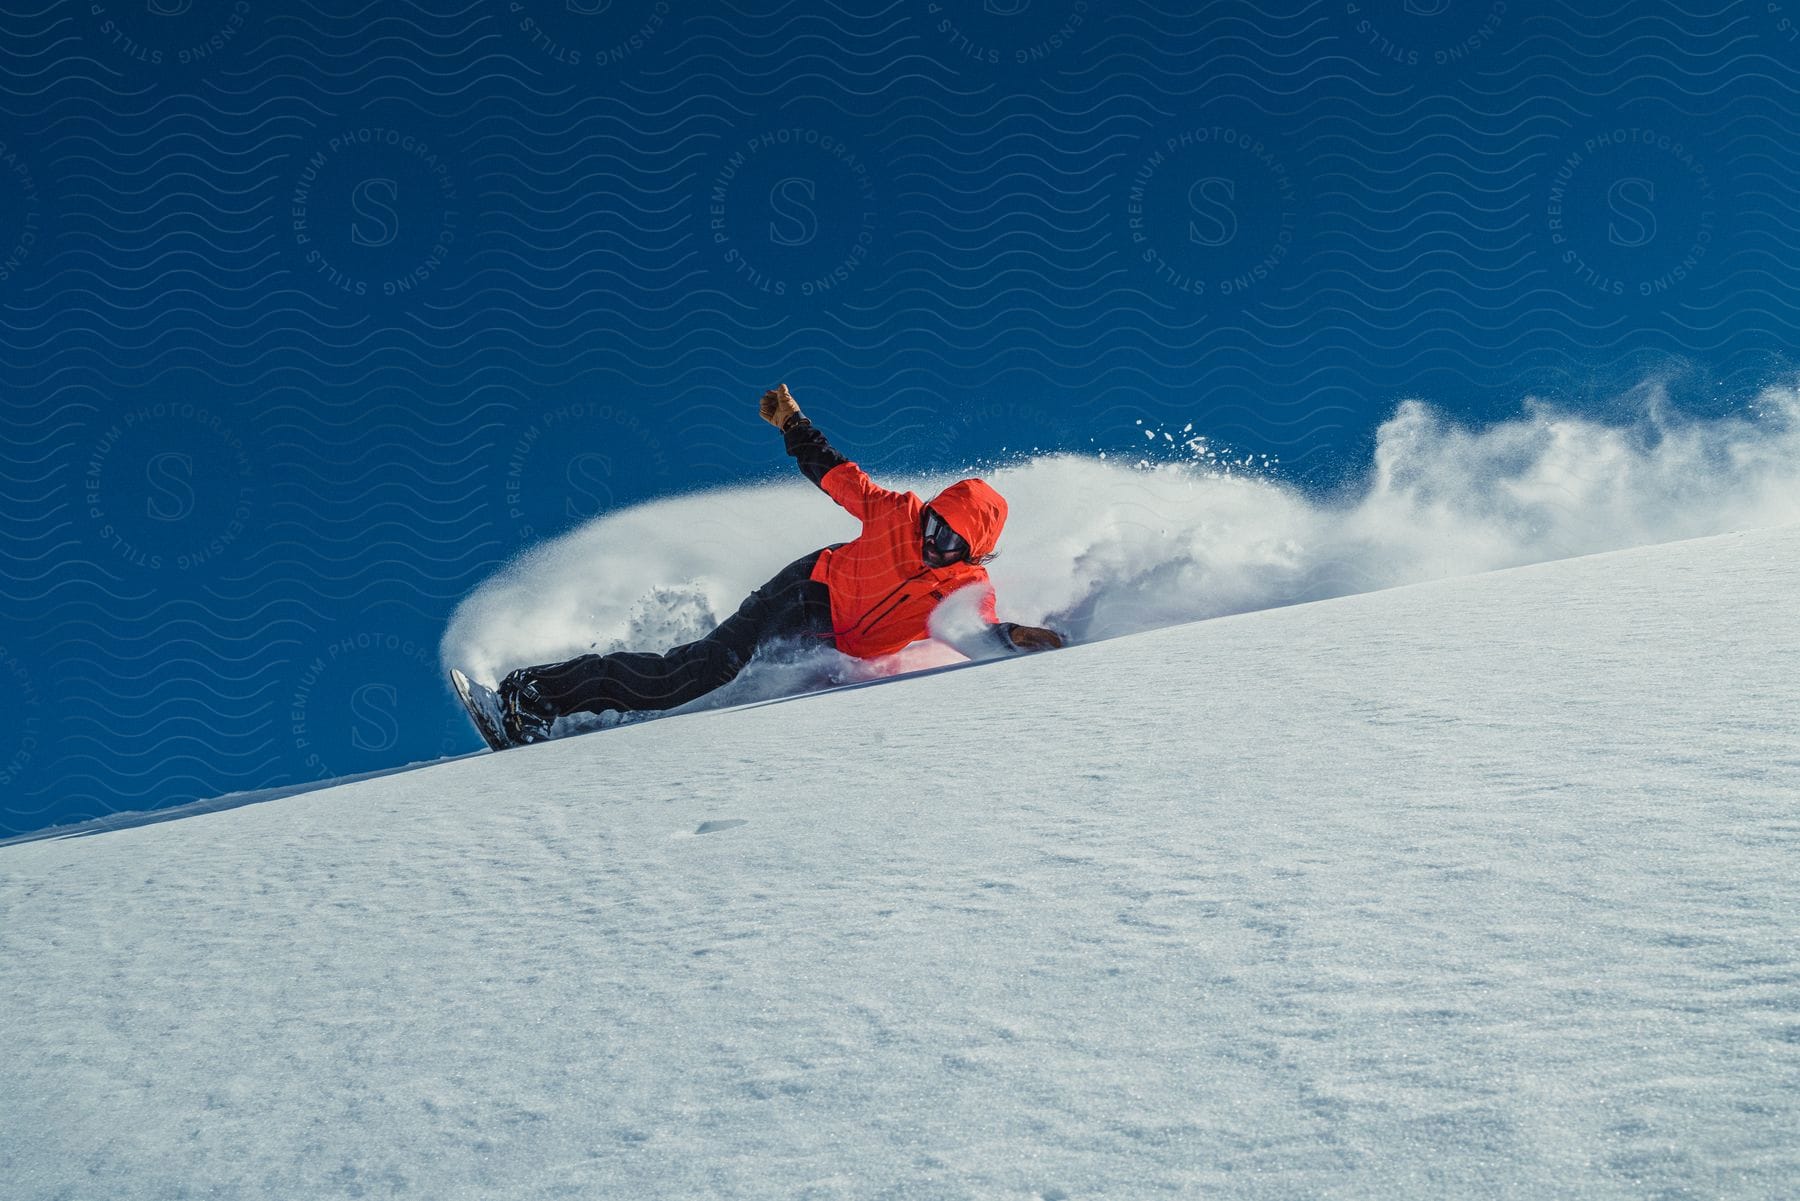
[842,567,932,640]
[862,592,910,636]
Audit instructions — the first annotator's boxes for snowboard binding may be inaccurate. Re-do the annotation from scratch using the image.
[498,671,556,746]
[450,668,554,752]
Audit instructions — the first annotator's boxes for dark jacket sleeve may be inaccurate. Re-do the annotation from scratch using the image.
[781,413,851,488]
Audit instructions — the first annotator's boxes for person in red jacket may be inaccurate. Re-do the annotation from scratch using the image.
[496,384,1064,744]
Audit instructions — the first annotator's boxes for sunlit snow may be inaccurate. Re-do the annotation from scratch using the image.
[3,524,1795,1199]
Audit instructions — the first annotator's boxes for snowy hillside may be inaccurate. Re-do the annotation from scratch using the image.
[3,525,1797,1200]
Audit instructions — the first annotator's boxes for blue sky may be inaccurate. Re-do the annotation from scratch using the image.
[3,0,1797,833]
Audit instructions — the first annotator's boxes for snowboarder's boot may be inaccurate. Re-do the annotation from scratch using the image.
[498,670,557,746]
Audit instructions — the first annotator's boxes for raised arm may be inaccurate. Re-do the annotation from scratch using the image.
[781,414,850,487]
[761,383,903,522]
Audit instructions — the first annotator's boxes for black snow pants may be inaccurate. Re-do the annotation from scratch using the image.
[523,548,838,718]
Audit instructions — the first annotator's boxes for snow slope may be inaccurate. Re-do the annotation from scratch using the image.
[4,526,1797,1200]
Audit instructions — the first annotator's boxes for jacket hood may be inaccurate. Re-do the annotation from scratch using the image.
[926,478,1008,557]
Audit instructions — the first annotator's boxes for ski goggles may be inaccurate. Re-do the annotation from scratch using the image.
[921,508,971,567]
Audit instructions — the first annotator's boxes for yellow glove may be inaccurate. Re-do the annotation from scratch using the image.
[760,383,802,429]
[1007,625,1065,652]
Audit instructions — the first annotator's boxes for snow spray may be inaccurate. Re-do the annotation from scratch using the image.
[443,384,1800,691]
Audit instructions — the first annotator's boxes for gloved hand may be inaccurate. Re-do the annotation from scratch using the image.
[1006,625,1065,652]
[760,383,802,429]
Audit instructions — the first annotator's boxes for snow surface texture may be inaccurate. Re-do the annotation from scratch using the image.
[5,526,1797,1200]
[442,388,1800,702]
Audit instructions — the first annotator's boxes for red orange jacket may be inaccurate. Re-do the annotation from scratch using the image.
[785,416,1016,659]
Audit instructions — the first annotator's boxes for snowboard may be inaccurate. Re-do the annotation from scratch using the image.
[450,669,512,752]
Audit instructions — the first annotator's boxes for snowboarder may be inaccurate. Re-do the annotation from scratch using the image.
[490,384,1065,746]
